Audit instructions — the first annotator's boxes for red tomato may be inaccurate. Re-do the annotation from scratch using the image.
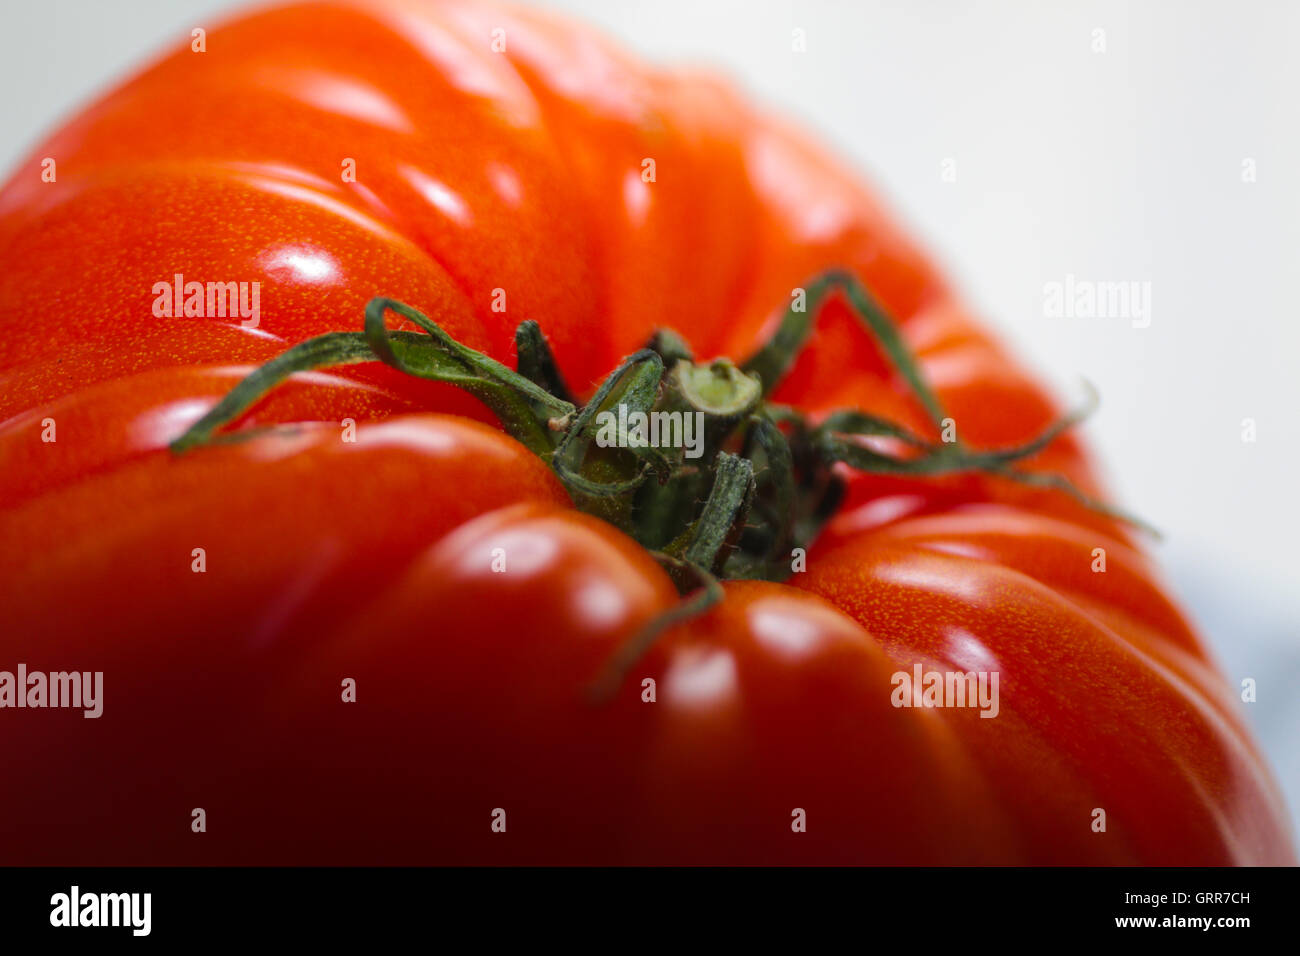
[0,0,1291,864]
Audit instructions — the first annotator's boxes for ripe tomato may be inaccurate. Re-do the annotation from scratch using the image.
[0,0,1291,864]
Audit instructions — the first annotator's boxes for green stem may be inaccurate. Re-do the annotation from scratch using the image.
[364,298,571,456]
[742,270,950,433]
[171,304,576,457]
[679,452,756,575]
[551,349,665,498]
[172,331,382,453]
[514,319,575,406]
[167,281,1158,700]
[587,559,723,702]
[741,414,795,572]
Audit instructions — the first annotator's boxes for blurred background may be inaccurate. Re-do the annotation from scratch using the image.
[2,0,1296,835]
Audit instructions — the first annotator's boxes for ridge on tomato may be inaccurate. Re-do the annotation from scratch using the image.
[0,0,1292,864]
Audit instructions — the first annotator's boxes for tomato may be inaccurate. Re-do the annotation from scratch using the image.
[0,0,1291,864]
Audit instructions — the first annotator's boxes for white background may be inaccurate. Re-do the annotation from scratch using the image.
[2,0,1296,834]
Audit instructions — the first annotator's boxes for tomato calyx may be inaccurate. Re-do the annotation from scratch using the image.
[172,269,1152,693]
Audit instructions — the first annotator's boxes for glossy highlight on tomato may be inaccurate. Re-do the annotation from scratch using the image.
[0,0,1292,864]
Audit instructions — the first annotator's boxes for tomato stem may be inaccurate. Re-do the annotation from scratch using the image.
[170,331,380,453]
[169,269,1159,694]
[172,270,1157,583]
[362,298,571,457]
[742,268,950,432]
[588,557,723,703]
[514,319,575,406]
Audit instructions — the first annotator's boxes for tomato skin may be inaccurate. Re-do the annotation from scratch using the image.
[0,0,1293,864]
[79,501,1020,865]
[0,365,438,506]
[797,514,1289,864]
[0,416,571,864]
